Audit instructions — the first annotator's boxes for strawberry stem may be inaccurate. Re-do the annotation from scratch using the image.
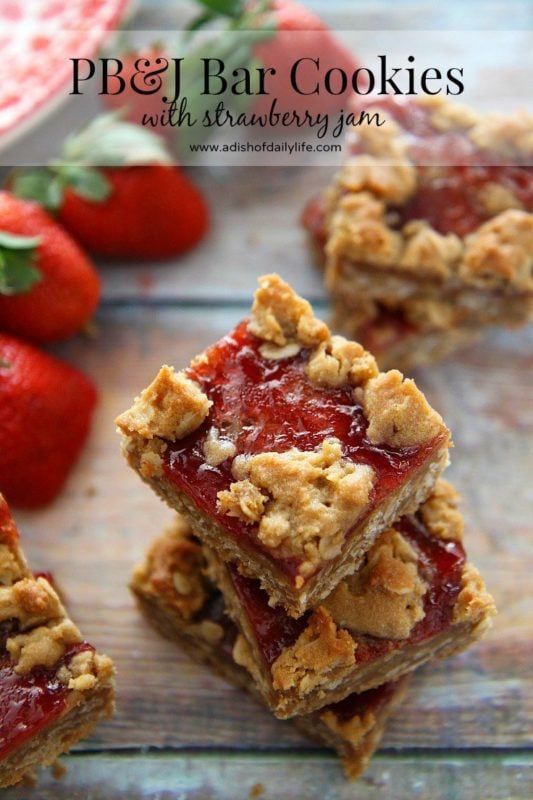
[9,113,174,211]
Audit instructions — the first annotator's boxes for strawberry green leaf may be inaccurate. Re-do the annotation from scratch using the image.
[53,165,111,202]
[11,113,173,212]
[0,231,42,295]
[60,112,173,167]
[0,232,41,250]
[194,0,246,18]
[185,8,218,33]
[10,169,63,212]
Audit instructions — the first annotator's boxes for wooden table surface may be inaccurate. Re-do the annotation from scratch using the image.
[2,3,533,799]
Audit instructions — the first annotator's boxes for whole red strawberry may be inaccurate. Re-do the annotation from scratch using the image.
[12,114,209,261]
[0,193,100,342]
[59,164,208,260]
[0,334,97,508]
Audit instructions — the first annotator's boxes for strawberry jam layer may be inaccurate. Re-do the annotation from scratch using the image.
[328,679,400,725]
[349,97,533,237]
[229,510,465,670]
[395,164,533,237]
[0,642,93,760]
[163,321,442,578]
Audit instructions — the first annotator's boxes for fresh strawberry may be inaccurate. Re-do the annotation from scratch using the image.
[251,0,359,118]
[0,192,100,342]
[0,334,97,508]
[59,164,208,260]
[11,114,209,261]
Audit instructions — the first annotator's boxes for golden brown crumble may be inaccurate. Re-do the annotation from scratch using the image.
[193,619,225,644]
[453,563,496,634]
[306,335,378,387]
[217,439,375,567]
[461,210,533,290]
[56,650,115,692]
[217,479,267,524]
[0,543,24,586]
[319,706,375,749]
[327,192,403,268]
[139,447,165,479]
[137,516,207,622]
[7,619,82,675]
[337,156,416,204]
[360,370,446,447]
[477,182,524,215]
[0,577,64,631]
[468,109,533,159]
[419,480,464,542]
[400,222,462,278]
[116,365,211,442]
[353,116,409,158]
[417,95,479,132]
[402,297,456,331]
[323,529,426,639]
[271,607,356,695]
[232,633,259,679]
[248,273,329,347]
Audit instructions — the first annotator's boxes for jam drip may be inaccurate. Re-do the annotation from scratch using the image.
[0,642,93,760]
[229,512,465,670]
[163,322,440,576]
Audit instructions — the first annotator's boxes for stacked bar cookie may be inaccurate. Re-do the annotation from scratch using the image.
[118,274,495,778]
[303,96,533,370]
[0,496,115,788]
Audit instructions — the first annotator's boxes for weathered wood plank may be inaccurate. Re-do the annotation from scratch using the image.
[10,307,531,752]
[97,165,330,304]
[3,751,533,800]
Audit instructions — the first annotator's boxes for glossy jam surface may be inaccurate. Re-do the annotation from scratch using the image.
[229,511,465,669]
[0,641,93,759]
[350,97,533,237]
[163,322,440,576]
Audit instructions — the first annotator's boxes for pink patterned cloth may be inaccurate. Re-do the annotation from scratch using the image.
[0,0,130,142]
